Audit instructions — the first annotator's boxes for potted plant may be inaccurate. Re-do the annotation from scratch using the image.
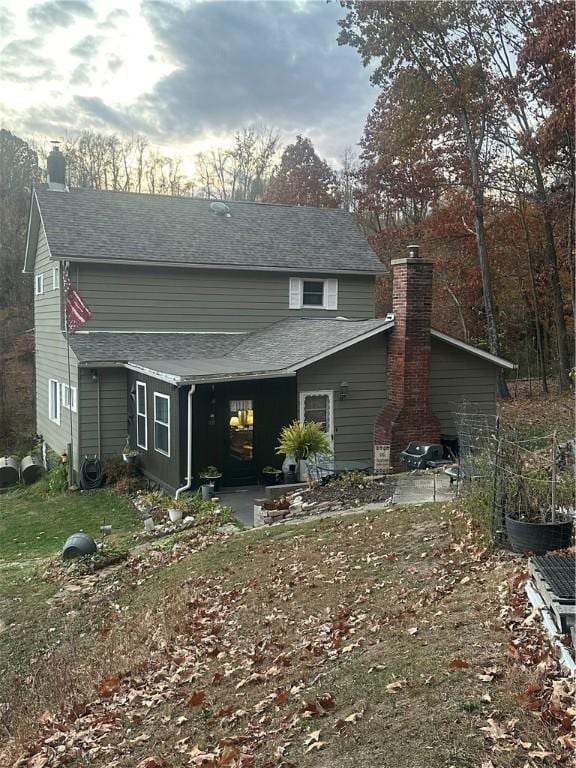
[122,437,140,466]
[504,461,574,556]
[199,465,223,492]
[262,465,283,486]
[167,507,183,523]
[276,421,332,481]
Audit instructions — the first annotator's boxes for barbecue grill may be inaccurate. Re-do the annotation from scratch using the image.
[399,442,449,470]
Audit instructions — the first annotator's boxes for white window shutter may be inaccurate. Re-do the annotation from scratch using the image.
[289,278,303,309]
[325,279,338,310]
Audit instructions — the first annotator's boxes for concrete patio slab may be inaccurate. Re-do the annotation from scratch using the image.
[217,485,263,528]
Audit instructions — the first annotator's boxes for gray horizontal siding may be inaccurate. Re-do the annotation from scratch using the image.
[297,335,388,465]
[75,264,375,331]
[429,338,497,434]
[78,368,128,459]
[34,224,80,468]
[297,334,498,467]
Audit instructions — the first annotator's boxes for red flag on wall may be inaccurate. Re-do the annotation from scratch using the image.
[63,266,91,333]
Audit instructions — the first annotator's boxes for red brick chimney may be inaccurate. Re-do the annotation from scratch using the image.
[374,244,441,471]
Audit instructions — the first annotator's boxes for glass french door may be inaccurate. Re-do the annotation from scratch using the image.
[225,398,255,484]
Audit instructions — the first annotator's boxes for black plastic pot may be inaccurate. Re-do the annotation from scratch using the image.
[262,471,282,486]
[505,515,574,555]
[201,475,221,492]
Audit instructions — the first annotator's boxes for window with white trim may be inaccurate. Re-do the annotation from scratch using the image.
[61,383,77,412]
[48,379,60,424]
[35,273,44,296]
[154,393,170,456]
[52,265,59,290]
[136,381,147,450]
[289,277,338,310]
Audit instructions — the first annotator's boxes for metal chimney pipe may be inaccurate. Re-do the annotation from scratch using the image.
[407,244,420,259]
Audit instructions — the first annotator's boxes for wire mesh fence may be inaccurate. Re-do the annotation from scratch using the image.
[391,472,452,505]
[455,406,576,550]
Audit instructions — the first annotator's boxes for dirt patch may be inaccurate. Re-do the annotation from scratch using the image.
[298,476,394,508]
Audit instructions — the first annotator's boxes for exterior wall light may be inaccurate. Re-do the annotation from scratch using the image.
[339,381,349,400]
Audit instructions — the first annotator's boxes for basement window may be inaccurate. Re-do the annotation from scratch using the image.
[35,274,44,296]
[48,379,60,424]
[154,393,170,457]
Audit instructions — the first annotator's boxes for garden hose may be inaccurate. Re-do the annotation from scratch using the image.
[79,455,104,490]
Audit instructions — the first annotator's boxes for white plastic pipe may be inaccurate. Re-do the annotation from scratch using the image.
[175,384,195,500]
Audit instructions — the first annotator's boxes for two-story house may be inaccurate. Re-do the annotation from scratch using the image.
[24,146,513,494]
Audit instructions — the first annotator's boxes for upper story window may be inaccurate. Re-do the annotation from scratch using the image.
[154,392,170,456]
[289,277,338,310]
[35,274,44,296]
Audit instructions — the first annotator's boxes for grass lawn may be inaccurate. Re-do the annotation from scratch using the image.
[0,488,141,561]
[0,486,142,733]
[1,501,568,768]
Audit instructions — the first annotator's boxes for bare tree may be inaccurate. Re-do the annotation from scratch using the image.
[194,127,280,201]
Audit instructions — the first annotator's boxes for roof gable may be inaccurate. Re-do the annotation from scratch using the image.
[33,188,384,275]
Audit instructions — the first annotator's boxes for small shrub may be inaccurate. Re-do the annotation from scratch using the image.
[65,544,129,575]
[113,476,147,495]
[47,464,69,494]
[331,470,369,491]
[45,449,63,471]
[104,456,128,486]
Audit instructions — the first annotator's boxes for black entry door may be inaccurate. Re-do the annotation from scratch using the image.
[223,396,255,485]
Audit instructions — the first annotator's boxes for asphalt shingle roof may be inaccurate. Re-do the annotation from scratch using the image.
[35,189,383,274]
[69,332,243,363]
[69,318,392,382]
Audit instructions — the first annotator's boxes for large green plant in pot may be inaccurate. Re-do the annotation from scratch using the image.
[276,421,332,474]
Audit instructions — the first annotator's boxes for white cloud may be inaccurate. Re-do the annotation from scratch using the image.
[0,0,376,163]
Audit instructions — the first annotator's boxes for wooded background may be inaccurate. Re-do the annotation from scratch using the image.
[0,0,573,451]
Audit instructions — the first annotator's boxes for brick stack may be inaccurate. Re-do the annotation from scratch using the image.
[374,245,441,471]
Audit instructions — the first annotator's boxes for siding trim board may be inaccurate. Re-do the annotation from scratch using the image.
[430,329,515,370]
[59,256,382,276]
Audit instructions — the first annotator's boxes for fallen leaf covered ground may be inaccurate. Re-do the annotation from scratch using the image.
[2,503,574,768]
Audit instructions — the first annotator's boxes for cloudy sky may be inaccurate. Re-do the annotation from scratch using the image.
[0,0,377,168]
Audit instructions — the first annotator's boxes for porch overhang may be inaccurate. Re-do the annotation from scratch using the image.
[124,359,296,386]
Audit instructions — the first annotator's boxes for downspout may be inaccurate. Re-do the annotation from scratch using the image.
[96,373,101,458]
[175,384,195,499]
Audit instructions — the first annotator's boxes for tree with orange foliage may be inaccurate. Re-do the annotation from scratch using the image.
[339,1,510,397]
[264,136,340,208]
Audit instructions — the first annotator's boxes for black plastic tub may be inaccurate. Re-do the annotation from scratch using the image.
[262,471,282,486]
[505,515,574,555]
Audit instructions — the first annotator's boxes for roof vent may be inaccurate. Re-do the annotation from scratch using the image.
[210,201,231,218]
